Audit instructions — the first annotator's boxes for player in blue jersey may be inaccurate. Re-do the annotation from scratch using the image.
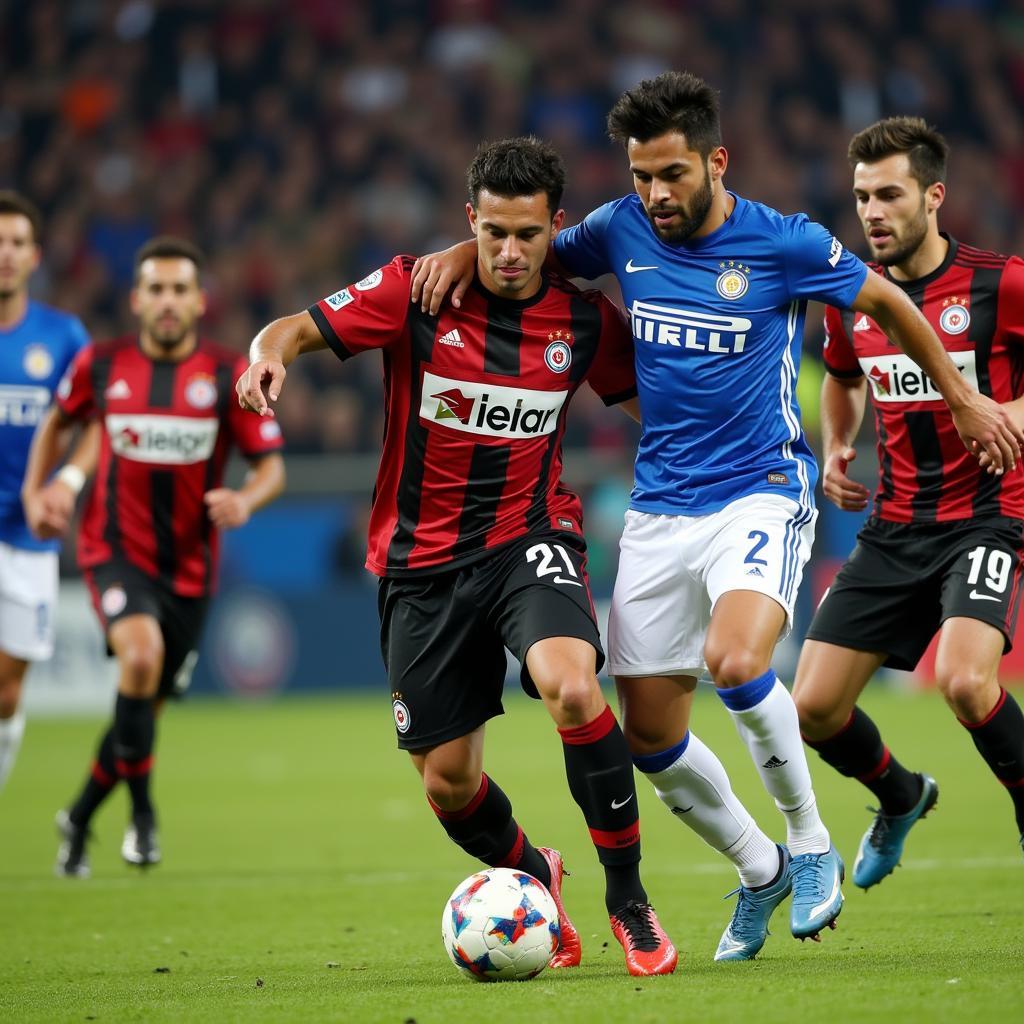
[411,74,1020,960]
[0,191,93,792]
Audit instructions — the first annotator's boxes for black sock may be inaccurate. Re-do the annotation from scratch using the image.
[804,706,922,815]
[69,726,118,827]
[959,688,1024,834]
[429,774,551,887]
[113,694,156,820]
[558,705,646,912]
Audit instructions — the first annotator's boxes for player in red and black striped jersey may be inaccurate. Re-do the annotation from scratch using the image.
[24,237,285,877]
[237,138,676,976]
[793,118,1024,883]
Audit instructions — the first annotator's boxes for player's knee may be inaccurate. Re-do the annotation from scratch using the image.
[706,646,765,688]
[792,687,838,739]
[422,766,479,813]
[550,672,601,724]
[119,643,164,693]
[935,666,993,719]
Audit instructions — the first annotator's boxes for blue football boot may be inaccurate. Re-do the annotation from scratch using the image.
[852,774,938,890]
[789,845,844,939]
[714,845,791,961]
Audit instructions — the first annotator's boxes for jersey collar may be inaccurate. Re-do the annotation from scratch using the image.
[880,233,959,296]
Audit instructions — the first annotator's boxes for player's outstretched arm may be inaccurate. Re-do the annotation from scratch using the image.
[204,452,286,531]
[852,271,1023,473]
[410,239,477,316]
[820,374,871,512]
[21,407,91,539]
[237,311,326,418]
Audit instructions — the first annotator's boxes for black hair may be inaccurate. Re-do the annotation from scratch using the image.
[466,136,566,215]
[607,71,722,155]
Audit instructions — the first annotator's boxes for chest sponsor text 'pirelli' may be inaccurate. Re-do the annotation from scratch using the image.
[107,413,220,464]
[858,350,978,404]
[419,370,567,439]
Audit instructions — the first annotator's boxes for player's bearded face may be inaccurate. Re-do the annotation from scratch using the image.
[645,166,714,243]
[864,190,930,267]
[133,257,205,350]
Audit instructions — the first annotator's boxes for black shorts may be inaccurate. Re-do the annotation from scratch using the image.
[84,559,209,699]
[378,532,604,750]
[806,516,1024,670]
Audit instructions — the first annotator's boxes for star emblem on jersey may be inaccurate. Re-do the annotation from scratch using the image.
[432,387,474,424]
[545,330,573,373]
[939,296,970,335]
[715,262,750,300]
[184,373,217,410]
[392,699,411,733]
[23,344,54,380]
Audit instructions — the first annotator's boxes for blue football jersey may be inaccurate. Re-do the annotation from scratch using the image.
[0,301,89,550]
[554,192,868,515]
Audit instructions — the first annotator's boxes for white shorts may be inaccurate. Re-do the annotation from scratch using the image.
[607,493,816,678]
[0,541,59,661]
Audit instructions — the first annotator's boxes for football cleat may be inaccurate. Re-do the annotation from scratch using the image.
[122,814,161,868]
[55,809,91,879]
[715,845,791,961]
[537,847,581,968]
[852,774,938,890]
[609,900,678,976]
[790,845,844,940]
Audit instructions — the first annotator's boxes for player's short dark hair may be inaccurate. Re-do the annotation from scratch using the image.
[133,236,206,281]
[0,190,43,242]
[848,116,949,189]
[606,71,722,155]
[466,137,566,216]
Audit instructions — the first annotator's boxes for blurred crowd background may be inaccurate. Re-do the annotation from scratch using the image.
[4,0,1024,692]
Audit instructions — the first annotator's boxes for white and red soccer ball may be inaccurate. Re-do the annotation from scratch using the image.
[441,867,560,982]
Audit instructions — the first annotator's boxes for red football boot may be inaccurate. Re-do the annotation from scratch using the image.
[537,847,582,968]
[609,901,678,976]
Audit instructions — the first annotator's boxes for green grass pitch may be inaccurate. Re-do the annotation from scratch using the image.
[2,686,1022,1023]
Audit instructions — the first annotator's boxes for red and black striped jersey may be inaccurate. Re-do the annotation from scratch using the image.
[823,236,1024,523]
[57,336,284,596]
[309,256,637,577]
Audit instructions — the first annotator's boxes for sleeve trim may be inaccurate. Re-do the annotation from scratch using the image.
[308,304,354,361]
[601,385,639,407]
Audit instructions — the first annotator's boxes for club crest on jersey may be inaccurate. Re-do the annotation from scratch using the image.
[23,344,54,380]
[422,371,566,439]
[101,585,127,618]
[354,269,383,292]
[393,698,411,733]
[939,296,970,335]
[184,373,217,410]
[545,330,573,373]
[715,262,750,300]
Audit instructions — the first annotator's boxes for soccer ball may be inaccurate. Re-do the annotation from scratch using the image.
[440,867,560,982]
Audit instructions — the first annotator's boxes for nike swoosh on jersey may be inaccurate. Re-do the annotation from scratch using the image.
[625,259,658,273]
[969,591,1001,601]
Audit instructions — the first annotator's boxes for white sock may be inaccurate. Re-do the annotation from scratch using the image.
[718,671,830,855]
[636,730,780,887]
[0,711,26,791]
